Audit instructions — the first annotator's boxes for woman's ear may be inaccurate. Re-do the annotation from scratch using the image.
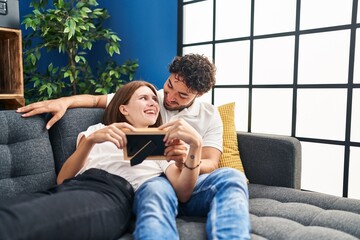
[119,105,129,115]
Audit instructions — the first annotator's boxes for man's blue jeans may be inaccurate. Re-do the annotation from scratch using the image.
[133,167,250,240]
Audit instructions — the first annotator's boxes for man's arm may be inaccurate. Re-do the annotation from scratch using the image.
[17,94,108,129]
[164,144,220,174]
[199,146,221,174]
[198,106,223,174]
[160,119,221,175]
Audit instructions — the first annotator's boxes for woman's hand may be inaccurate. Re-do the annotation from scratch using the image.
[87,122,136,149]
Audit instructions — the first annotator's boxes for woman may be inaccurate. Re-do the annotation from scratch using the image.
[0,81,202,240]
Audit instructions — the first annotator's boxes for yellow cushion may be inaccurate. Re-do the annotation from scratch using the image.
[217,102,246,175]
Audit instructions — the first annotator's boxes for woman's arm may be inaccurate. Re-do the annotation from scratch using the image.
[159,119,202,202]
[57,122,136,184]
[57,135,95,184]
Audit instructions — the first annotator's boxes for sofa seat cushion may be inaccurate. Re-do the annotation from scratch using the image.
[0,111,56,200]
[249,184,360,239]
[120,184,360,240]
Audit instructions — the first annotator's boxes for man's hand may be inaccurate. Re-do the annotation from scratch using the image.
[164,139,188,168]
[159,119,202,169]
[17,98,70,130]
[160,119,221,174]
[16,95,106,130]
[159,119,202,148]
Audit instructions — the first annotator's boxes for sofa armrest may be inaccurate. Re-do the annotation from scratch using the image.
[237,131,301,189]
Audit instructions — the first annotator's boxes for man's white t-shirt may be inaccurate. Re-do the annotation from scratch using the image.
[107,89,223,152]
[76,123,174,191]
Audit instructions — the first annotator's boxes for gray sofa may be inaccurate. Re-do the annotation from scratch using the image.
[1,108,360,240]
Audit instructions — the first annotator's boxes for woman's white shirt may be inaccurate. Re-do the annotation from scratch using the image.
[76,123,174,191]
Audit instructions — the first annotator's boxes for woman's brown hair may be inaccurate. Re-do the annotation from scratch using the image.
[102,81,163,127]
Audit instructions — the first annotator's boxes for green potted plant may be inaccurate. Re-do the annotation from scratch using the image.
[22,0,138,104]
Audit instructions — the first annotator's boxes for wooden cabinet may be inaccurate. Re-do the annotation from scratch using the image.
[0,27,24,109]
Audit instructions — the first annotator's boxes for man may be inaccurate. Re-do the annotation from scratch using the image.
[18,54,250,239]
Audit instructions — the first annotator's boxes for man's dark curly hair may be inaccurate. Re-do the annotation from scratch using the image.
[168,54,216,94]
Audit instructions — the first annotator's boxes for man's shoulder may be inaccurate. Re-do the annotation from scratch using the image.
[197,100,216,108]
[195,100,219,114]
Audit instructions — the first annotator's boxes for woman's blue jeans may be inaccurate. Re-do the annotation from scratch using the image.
[133,167,250,240]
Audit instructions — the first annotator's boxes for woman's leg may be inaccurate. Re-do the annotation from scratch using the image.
[0,169,134,240]
[133,175,179,240]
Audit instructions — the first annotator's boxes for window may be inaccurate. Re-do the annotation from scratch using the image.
[179,0,360,199]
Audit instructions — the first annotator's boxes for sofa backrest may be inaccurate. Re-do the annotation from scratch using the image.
[0,110,56,200]
[48,108,104,174]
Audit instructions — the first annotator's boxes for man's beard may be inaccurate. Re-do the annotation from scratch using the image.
[163,97,196,111]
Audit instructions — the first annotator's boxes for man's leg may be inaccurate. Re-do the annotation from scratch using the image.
[179,167,251,240]
[133,176,179,240]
